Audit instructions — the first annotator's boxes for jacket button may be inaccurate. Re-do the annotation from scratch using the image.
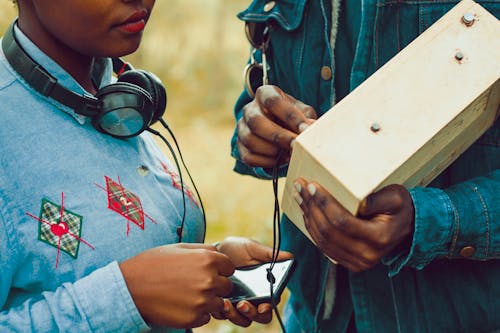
[459,246,476,258]
[264,1,275,12]
[321,66,332,80]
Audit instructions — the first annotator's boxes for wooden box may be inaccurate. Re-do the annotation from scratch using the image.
[282,0,499,242]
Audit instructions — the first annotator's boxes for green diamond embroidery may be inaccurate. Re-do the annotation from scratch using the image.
[38,198,83,258]
[26,193,94,268]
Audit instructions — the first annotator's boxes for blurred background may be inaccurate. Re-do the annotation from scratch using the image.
[0,1,284,332]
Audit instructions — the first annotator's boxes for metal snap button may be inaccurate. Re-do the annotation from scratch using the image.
[459,246,476,258]
[264,1,276,12]
[321,66,332,80]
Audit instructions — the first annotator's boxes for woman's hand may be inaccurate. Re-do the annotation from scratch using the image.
[211,236,293,327]
[293,178,415,272]
[215,236,293,267]
[119,243,235,329]
[237,85,317,168]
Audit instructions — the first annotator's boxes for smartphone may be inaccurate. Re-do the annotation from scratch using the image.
[227,258,295,305]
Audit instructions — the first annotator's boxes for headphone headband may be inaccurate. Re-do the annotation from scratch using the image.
[1,21,167,138]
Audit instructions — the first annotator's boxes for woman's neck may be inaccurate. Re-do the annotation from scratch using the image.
[17,15,98,94]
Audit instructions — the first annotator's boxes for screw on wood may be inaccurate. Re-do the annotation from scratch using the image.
[370,123,381,133]
[462,13,475,27]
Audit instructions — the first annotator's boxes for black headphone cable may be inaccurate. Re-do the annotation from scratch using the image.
[147,121,207,243]
[268,150,286,333]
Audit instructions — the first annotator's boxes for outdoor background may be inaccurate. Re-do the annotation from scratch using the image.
[0,1,285,332]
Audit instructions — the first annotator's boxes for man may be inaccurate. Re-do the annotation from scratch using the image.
[231,1,500,332]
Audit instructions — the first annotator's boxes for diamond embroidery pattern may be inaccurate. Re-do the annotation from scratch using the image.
[105,176,145,229]
[160,162,199,207]
[38,198,83,258]
[96,176,157,236]
[27,193,95,268]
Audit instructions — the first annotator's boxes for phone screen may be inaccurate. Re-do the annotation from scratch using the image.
[227,258,295,305]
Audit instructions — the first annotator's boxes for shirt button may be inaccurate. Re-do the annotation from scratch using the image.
[264,1,275,12]
[137,165,149,176]
[321,66,332,80]
[459,246,476,258]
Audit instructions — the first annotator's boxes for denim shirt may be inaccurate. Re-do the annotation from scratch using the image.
[0,25,205,332]
[231,1,500,332]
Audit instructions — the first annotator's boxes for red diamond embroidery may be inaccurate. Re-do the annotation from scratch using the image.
[96,176,157,236]
[26,192,95,268]
[161,162,199,207]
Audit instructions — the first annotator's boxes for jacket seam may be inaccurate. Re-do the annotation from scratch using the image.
[466,183,489,258]
[320,0,335,108]
[297,8,307,97]
[447,194,460,257]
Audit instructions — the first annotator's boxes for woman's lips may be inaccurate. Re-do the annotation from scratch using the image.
[118,19,146,33]
[116,10,148,33]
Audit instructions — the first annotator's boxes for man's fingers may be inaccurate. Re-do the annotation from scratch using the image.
[243,102,298,150]
[255,86,316,133]
[238,119,280,157]
[301,202,378,272]
[292,178,383,270]
[358,184,410,217]
[293,99,318,121]
[299,181,378,241]
[237,139,282,168]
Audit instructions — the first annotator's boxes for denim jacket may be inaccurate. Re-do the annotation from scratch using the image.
[231,1,500,332]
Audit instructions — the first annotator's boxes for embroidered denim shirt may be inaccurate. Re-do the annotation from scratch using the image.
[0,25,204,332]
[231,1,500,332]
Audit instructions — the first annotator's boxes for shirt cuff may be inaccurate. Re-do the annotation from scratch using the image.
[72,261,150,332]
[383,187,455,276]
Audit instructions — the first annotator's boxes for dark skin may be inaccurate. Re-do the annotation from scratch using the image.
[16,0,152,94]
[16,0,292,328]
[237,85,317,167]
[120,238,292,328]
[238,85,416,271]
[211,237,293,327]
[292,180,414,272]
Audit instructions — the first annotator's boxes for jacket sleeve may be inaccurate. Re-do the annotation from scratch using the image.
[0,214,149,332]
[383,169,500,276]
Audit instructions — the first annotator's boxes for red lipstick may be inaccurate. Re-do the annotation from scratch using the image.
[117,9,148,34]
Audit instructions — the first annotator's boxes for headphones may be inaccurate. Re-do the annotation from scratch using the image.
[1,21,167,138]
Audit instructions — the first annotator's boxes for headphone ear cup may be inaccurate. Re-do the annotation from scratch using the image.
[94,82,154,138]
[118,70,167,124]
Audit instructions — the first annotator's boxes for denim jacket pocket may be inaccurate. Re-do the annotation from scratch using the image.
[237,0,332,110]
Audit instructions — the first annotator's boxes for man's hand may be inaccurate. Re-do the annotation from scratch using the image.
[293,178,415,272]
[211,236,293,327]
[237,85,317,168]
[119,243,235,328]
